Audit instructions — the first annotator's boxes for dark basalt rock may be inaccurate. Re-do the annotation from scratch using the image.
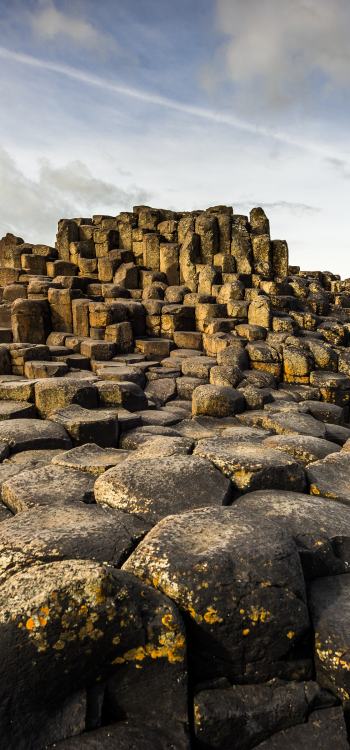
[194,679,336,750]
[309,574,350,709]
[233,489,350,578]
[94,455,231,525]
[124,506,310,682]
[254,707,348,749]
[0,562,188,749]
[1,203,350,746]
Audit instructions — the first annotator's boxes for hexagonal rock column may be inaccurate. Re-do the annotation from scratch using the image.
[0,562,188,749]
[124,506,310,683]
[94,455,231,526]
[192,384,246,417]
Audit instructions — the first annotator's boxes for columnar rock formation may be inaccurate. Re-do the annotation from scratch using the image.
[0,205,349,748]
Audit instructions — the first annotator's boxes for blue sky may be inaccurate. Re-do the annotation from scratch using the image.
[0,0,350,275]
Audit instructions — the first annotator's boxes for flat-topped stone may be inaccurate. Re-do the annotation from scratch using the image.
[2,464,95,512]
[52,443,129,475]
[0,418,71,453]
[194,439,305,494]
[94,455,231,525]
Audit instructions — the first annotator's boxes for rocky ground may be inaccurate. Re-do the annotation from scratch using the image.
[0,205,349,748]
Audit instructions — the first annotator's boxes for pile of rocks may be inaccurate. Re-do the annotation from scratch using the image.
[0,204,349,748]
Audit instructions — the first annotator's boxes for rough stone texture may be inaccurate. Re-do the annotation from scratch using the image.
[233,489,350,578]
[193,438,306,494]
[0,503,147,583]
[192,384,246,417]
[310,574,350,709]
[0,418,72,453]
[124,506,310,682]
[194,680,336,750]
[94,455,231,524]
[1,203,350,746]
[2,464,96,512]
[0,562,187,749]
[307,451,350,504]
[254,707,348,749]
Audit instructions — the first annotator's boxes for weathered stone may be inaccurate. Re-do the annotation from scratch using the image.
[194,439,305,494]
[0,503,147,583]
[124,506,309,682]
[194,679,334,750]
[234,489,350,578]
[52,443,129,475]
[307,451,350,504]
[254,707,348,749]
[262,434,340,465]
[2,464,95,512]
[0,562,187,749]
[50,404,119,447]
[35,377,98,418]
[192,385,246,417]
[50,723,189,749]
[11,299,51,344]
[0,418,71,453]
[310,575,350,709]
[96,379,148,411]
[260,411,327,438]
[0,400,36,420]
[127,435,193,459]
[94,455,231,525]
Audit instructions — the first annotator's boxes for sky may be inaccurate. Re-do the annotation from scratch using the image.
[0,0,350,275]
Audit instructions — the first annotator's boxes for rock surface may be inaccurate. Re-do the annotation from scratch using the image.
[0,203,350,746]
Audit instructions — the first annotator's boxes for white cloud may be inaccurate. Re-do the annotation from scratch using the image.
[0,148,150,244]
[212,0,350,108]
[29,0,114,49]
[1,46,349,168]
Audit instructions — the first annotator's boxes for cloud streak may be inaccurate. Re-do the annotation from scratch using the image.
[1,45,349,167]
[236,200,321,215]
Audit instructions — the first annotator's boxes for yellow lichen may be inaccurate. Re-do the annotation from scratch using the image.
[248,607,271,624]
[112,631,186,666]
[203,607,223,624]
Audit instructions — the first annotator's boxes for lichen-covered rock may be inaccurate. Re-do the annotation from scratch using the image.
[310,574,350,709]
[2,464,95,512]
[35,377,98,418]
[124,506,310,682]
[193,439,305,494]
[0,561,188,749]
[262,434,340,465]
[0,503,147,583]
[94,456,231,525]
[234,489,350,578]
[307,451,350,504]
[192,384,246,417]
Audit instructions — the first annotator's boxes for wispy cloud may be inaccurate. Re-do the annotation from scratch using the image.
[1,45,349,167]
[29,0,114,49]
[212,0,350,109]
[0,148,150,244]
[236,200,321,215]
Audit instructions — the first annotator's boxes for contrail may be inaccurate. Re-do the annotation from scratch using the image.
[0,45,348,165]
